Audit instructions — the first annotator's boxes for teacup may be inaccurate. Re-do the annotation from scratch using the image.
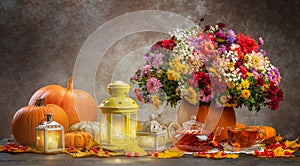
[227,127,265,148]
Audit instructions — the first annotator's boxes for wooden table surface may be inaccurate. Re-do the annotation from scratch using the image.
[1,138,300,166]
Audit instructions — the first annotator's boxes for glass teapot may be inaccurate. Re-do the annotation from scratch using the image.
[168,115,221,152]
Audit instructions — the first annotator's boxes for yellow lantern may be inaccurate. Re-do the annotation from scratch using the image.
[99,81,138,150]
[137,114,167,151]
[36,114,64,153]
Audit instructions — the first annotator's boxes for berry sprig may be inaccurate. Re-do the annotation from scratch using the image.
[253,140,298,158]
[1,143,27,153]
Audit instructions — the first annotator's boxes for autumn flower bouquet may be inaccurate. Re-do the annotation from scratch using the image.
[131,21,283,112]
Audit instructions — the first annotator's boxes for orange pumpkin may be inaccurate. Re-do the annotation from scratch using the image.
[12,99,69,146]
[64,131,93,148]
[28,77,98,127]
[250,125,276,140]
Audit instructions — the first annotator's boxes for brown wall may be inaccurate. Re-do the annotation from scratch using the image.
[1,0,299,139]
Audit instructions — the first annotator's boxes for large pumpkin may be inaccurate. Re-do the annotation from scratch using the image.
[64,131,93,148]
[68,121,101,144]
[12,99,69,146]
[28,77,98,127]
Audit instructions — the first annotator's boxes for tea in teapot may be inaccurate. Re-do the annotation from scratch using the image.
[169,115,220,152]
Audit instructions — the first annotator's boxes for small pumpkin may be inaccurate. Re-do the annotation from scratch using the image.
[64,131,93,148]
[250,125,276,141]
[68,121,101,144]
[12,99,69,146]
[28,77,98,127]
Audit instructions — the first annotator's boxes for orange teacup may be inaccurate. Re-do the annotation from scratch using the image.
[227,127,265,148]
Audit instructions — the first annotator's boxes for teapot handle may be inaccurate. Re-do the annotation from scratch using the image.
[167,121,181,139]
[213,126,224,141]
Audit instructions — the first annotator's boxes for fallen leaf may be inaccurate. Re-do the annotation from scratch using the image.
[151,149,184,158]
[284,138,300,149]
[273,147,295,157]
[194,151,239,159]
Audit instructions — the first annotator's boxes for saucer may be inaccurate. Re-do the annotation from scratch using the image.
[220,142,263,154]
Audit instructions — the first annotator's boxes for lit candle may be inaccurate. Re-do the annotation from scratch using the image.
[48,137,58,149]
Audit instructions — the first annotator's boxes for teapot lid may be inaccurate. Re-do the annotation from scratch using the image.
[182,115,205,130]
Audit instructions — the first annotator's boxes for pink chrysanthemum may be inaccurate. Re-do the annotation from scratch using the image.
[146,77,162,94]
[141,65,151,77]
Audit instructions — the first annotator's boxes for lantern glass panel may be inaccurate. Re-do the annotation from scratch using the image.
[112,114,126,143]
[47,130,63,149]
[100,114,108,143]
[36,130,44,150]
[130,113,137,138]
[138,134,165,149]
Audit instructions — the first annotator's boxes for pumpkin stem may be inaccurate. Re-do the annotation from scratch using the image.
[67,76,74,90]
[35,98,45,106]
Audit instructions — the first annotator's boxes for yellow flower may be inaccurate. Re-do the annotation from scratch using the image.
[220,95,227,104]
[228,62,235,70]
[223,99,238,107]
[241,90,251,99]
[227,82,235,89]
[246,72,253,77]
[240,80,250,89]
[169,57,188,75]
[251,54,263,67]
[166,69,180,81]
[236,84,242,90]
[183,87,198,105]
[152,95,162,110]
[264,83,270,90]
[179,63,189,74]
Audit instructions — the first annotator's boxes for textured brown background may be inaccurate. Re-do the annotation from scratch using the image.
[1,0,299,139]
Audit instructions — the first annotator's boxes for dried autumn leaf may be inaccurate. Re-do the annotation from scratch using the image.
[85,139,100,150]
[0,145,5,152]
[151,150,184,158]
[284,138,300,149]
[194,151,239,159]
[273,147,295,157]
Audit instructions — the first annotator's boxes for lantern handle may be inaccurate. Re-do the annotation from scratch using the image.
[45,114,53,122]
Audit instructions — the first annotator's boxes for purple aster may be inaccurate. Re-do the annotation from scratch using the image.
[218,44,227,54]
[144,52,151,62]
[146,77,162,94]
[258,37,264,46]
[152,53,163,68]
[226,36,236,44]
[251,67,260,78]
[259,49,266,56]
[268,67,281,85]
[227,30,236,38]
